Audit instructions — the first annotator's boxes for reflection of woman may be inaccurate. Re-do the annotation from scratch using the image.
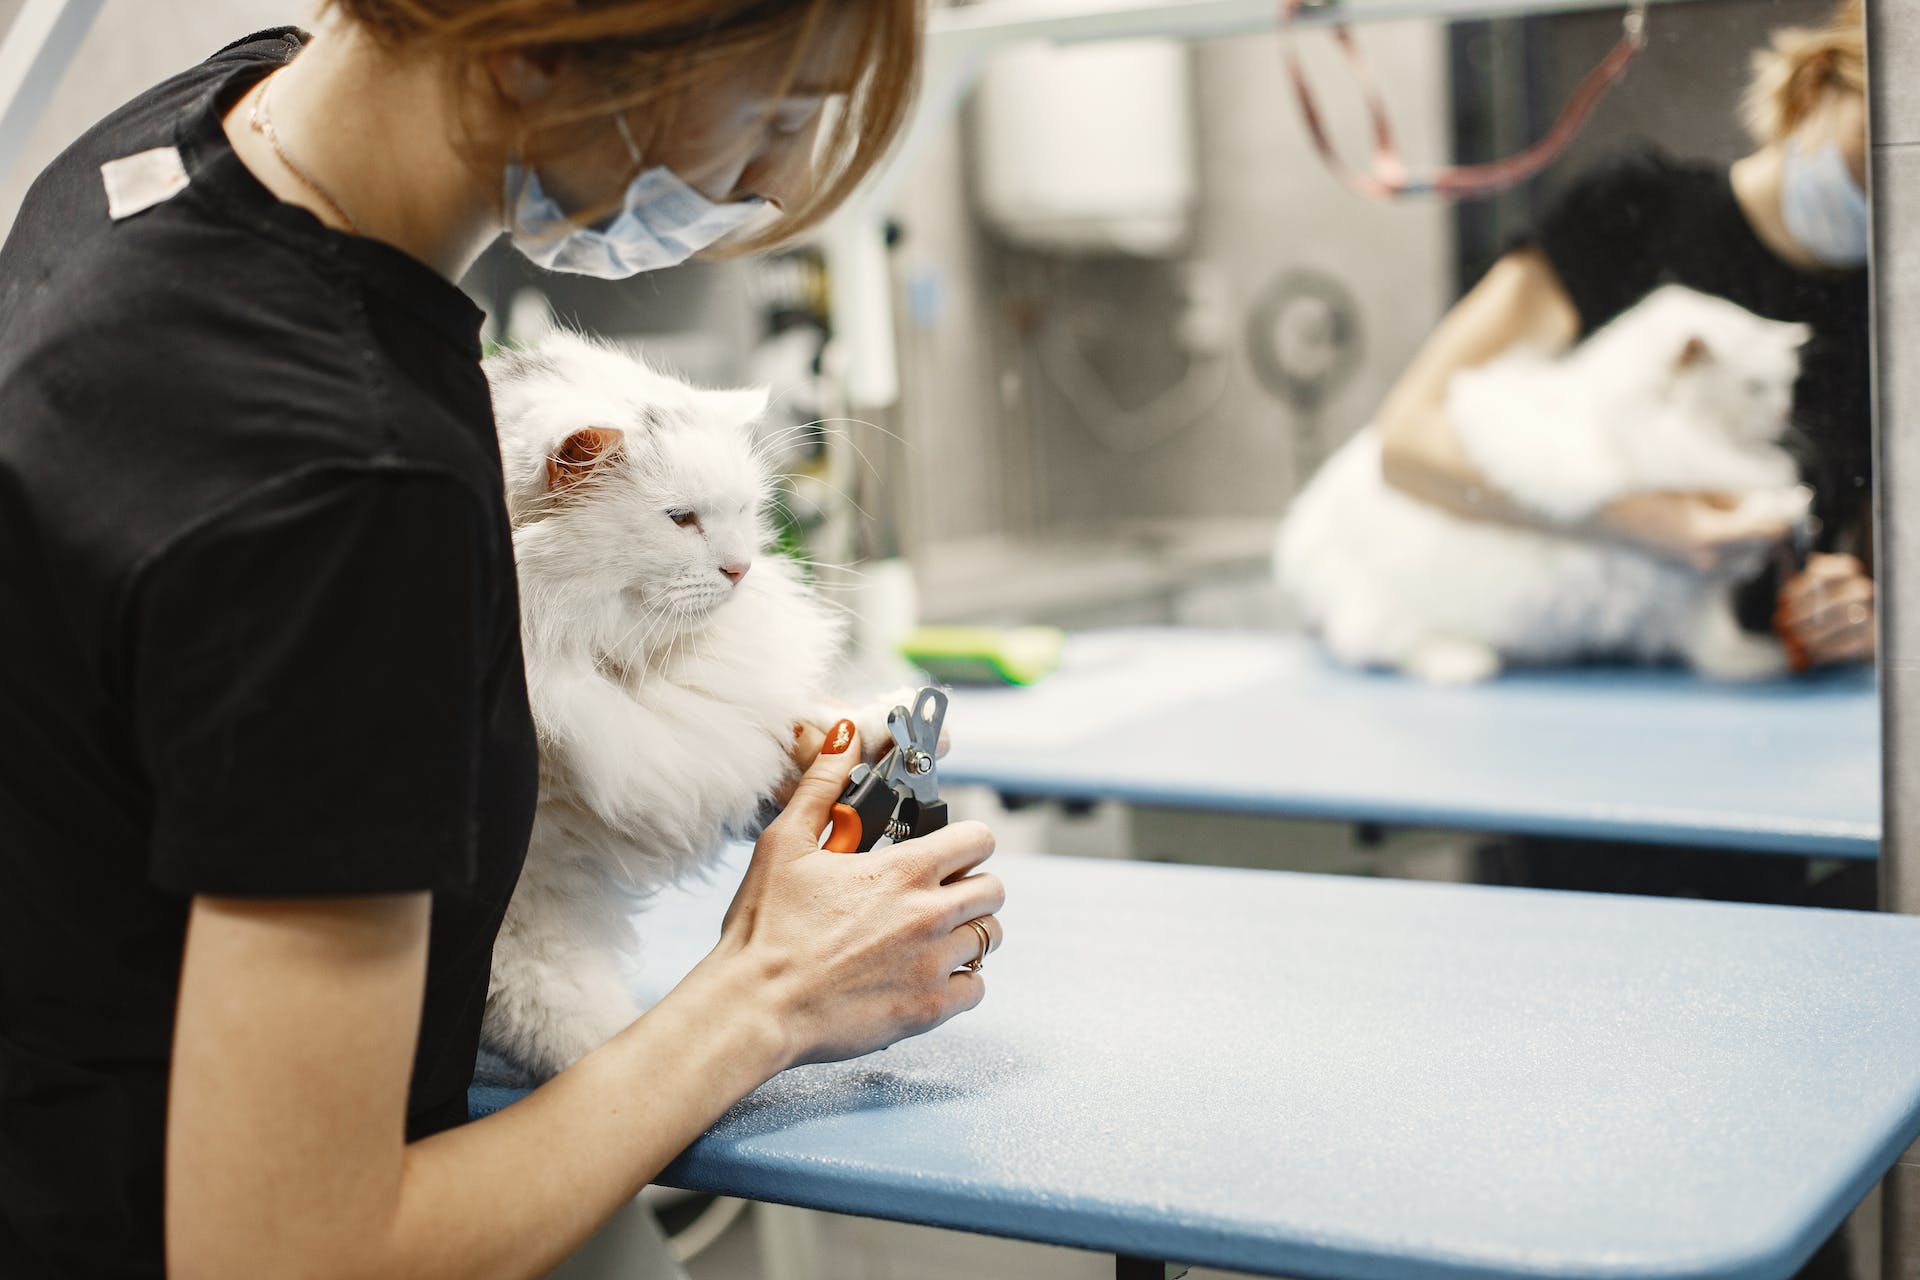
[1375,0,1870,668]
[0,3,1004,1276]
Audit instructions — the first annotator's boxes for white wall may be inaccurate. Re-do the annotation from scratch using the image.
[888,20,1452,551]
[0,0,306,239]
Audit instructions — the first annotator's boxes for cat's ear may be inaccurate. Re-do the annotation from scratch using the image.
[705,387,771,427]
[1675,335,1714,369]
[546,426,625,493]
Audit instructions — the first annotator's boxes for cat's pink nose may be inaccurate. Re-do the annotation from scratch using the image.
[720,561,750,585]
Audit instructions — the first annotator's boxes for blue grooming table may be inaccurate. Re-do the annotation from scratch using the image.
[472,847,1920,1280]
[936,629,1881,859]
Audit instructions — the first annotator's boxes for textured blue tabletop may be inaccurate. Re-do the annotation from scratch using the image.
[937,629,1881,859]
[471,848,1920,1280]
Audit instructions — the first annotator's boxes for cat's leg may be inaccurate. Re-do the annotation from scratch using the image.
[485,895,641,1080]
[1680,592,1789,681]
[538,667,743,862]
[487,941,638,1080]
[1402,636,1503,686]
[810,686,922,766]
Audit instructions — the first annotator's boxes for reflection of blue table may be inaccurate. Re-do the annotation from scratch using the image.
[473,848,1920,1279]
[937,629,1881,859]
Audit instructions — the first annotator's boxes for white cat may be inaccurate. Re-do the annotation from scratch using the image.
[482,333,897,1079]
[1276,285,1812,685]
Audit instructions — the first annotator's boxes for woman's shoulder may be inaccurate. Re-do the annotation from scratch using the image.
[0,203,502,655]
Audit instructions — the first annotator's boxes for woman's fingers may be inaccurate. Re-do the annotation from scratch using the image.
[1777,555,1875,667]
[767,719,861,848]
[1780,577,1872,635]
[1780,554,1869,604]
[943,969,988,1019]
[943,912,1003,972]
[1600,491,1792,570]
[789,720,828,767]
[1696,504,1792,549]
[930,870,1005,931]
[1684,497,1795,571]
[1795,609,1876,662]
[894,818,996,885]
[1819,628,1877,664]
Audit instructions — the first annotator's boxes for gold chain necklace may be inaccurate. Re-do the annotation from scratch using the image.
[247,74,364,236]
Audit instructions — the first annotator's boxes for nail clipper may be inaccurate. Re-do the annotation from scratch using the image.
[1773,488,1824,673]
[824,687,949,853]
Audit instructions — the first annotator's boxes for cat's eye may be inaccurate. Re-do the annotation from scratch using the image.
[668,509,701,530]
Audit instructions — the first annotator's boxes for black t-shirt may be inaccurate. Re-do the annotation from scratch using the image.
[0,29,538,1277]
[1527,143,1873,553]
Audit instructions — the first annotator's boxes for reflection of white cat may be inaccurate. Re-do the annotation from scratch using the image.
[1276,286,1811,685]
[482,334,893,1079]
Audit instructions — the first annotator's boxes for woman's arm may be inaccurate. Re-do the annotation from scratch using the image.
[1375,247,1580,525]
[1374,247,1801,566]
[167,728,1001,1280]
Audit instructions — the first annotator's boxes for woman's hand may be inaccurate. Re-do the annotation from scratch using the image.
[710,721,1002,1069]
[1594,490,1800,571]
[777,694,953,807]
[1776,553,1876,669]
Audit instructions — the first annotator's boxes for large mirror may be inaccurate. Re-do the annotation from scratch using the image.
[3,0,1868,906]
[870,0,1877,911]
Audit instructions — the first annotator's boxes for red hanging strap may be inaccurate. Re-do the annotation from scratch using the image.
[1280,0,1649,201]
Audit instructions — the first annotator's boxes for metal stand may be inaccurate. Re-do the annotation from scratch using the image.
[755,1203,826,1280]
[547,1195,689,1280]
[1870,2,1920,1277]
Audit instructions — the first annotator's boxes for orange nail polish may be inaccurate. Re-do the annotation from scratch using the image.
[823,719,856,755]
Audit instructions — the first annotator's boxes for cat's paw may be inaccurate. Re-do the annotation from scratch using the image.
[1403,638,1502,686]
[1687,632,1790,681]
[1711,485,1815,580]
[808,689,911,766]
[851,686,922,763]
[1732,483,1814,527]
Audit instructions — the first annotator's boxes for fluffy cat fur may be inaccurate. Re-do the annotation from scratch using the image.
[483,332,898,1078]
[1276,285,1813,685]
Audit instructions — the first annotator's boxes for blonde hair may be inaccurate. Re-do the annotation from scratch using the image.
[319,0,923,250]
[1741,0,1865,146]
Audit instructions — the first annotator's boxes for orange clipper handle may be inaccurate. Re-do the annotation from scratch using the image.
[824,804,865,853]
[825,769,896,853]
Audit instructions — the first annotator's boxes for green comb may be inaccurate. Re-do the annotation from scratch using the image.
[899,625,1065,686]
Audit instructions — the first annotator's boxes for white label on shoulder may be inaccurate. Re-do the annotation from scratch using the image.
[101,147,190,221]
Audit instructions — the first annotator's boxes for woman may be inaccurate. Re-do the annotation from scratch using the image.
[0,2,1002,1276]
[1374,0,1872,669]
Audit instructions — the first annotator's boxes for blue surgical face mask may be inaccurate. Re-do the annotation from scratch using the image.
[1779,138,1870,268]
[504,117,767,279]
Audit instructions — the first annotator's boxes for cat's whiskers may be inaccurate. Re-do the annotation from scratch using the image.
[794,474,875,522]
[747,418,911,485]
[805,416,912,450]
[606,590,682,672]
[791,424,883,485]
[604,590,668,656]
[750,422,826,452]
